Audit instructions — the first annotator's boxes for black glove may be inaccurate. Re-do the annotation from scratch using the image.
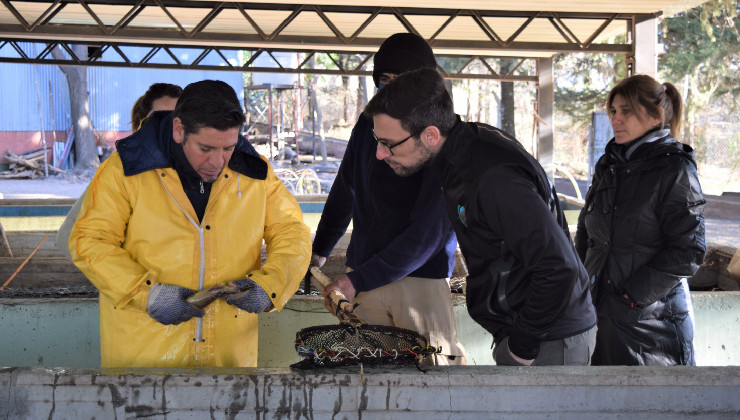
[146,282,205,325]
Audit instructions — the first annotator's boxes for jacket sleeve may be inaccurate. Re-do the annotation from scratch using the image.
[311,115,364,257]
[347,172,453,292]
[258,159,312,310]
[479,166,584,360]
[623,159,706,306]
[69,155,156,312]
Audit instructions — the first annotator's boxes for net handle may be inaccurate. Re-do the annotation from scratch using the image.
[309,266,365,325]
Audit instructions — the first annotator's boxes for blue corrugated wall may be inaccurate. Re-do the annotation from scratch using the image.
[0,42,245,132]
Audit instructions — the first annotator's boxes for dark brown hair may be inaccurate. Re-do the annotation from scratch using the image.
[364,68,455,138]
[607,74,683,138]
[173,80,246,137]
[130,83,183,131]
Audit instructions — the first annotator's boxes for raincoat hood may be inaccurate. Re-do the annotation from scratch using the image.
[116,110,268,180]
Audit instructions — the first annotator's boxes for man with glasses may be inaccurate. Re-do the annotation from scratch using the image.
[364,69,597,366]
[311,33,467,365]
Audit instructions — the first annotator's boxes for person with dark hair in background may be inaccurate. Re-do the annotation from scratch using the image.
[130,82,182,130]
[575,74,706,366]
[364,68,597,366]
[69,80,311,368]
[56,82,183,260]
[311,33,467,365]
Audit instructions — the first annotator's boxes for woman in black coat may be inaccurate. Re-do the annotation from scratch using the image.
[575,75,706,365]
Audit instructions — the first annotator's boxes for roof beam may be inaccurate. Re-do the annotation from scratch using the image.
[0,1,640,55]
[0,1,645,77]
[0,24,632,54]
[0,38,540,81]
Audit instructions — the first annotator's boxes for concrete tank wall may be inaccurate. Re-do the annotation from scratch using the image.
[2,365,739,418]
[2,292,739,368]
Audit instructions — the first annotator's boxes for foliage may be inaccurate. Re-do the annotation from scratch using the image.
[553,51,626,131]
[660,0,740,103]
[659,0,740,186]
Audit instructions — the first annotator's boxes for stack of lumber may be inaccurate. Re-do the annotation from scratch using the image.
[1,149,64,179]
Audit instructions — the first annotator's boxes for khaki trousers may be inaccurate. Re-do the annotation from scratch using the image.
[352,275,467,366]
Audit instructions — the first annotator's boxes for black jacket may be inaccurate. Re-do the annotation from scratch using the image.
[313,114,457,292]
[432,119,596,360]
[575,128,706,365]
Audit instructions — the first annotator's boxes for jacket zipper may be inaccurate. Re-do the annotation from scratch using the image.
[605,165,617,293]
[159,174,206,343]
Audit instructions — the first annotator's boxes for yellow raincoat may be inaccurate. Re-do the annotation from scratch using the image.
[70,122,310,368]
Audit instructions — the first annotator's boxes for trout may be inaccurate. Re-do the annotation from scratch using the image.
[186,282,253,309]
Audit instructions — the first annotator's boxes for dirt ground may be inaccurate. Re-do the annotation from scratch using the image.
[0,173,90,199]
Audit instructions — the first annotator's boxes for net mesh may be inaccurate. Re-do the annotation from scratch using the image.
[293,323,439,368]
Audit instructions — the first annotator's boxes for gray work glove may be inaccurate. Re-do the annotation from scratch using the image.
[225,279,272,313]
[147,282,205,325]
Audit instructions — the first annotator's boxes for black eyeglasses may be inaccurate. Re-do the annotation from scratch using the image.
[372,129,413,155]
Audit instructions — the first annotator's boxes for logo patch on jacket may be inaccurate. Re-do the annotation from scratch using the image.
[457,204,468,227]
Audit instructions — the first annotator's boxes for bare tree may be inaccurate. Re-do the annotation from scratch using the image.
[51,45,99,172]
[304,55,327,161]
[339,54,368,125]
[355,75,368,119]
[307,85,327,161]
[499,59,517,137]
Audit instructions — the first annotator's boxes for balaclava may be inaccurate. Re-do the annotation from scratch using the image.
[372,33,437,88]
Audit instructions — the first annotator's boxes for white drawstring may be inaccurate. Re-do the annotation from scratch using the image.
[237,173,242,198]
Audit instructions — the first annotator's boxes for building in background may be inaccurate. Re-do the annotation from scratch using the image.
[0,43,243,170]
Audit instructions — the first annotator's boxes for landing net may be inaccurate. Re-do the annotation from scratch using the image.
[293,323,439,368]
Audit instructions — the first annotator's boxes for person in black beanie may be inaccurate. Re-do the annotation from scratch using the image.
[372,32,438,87]
[311,33,467,365]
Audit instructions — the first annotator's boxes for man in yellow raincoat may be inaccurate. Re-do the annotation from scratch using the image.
[70,80,311,368]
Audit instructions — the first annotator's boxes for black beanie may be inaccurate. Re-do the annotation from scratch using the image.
[372,33,437,87]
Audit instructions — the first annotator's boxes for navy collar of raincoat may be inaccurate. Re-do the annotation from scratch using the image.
[115,110,267,180]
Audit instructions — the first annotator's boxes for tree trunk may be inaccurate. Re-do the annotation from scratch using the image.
[499,59,516,138]
[309,85,327,161]
[306,58,327,161]
[51,45,99,172]
[465,80,473,122]
[342,75,350,124]
[356,73,368,121]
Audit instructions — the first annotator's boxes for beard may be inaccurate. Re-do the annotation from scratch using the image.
[385,142,435,177]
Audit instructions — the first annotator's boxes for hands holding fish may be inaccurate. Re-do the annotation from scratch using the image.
[146,278,267,325]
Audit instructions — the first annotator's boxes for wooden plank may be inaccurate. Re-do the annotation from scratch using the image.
[0,170,37,179]
[0,257,88,288]
[0,198,77,207]
[0,222,12,258]
[4,151,65,175]
[4,231,64,258]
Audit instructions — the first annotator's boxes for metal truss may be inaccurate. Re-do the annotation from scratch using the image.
[0,1,643,75]
[0,38,540,81]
